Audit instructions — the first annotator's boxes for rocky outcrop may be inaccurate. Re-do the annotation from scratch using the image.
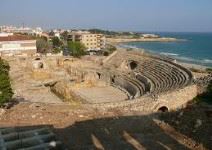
[50,80,83,103]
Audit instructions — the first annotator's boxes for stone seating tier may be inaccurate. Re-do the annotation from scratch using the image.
[102,51,193,99]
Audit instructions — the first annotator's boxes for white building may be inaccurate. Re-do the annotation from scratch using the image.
[0,25,43,37]
[0,33,37,56]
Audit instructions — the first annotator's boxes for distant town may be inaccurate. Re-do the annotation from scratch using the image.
[0,25,177,57]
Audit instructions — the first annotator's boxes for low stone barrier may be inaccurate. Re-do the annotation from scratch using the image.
[0,127,64,149]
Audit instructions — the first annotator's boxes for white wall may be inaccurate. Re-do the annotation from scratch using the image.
[0,40,36,52]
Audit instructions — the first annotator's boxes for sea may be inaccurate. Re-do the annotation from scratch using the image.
[121,32,212,68]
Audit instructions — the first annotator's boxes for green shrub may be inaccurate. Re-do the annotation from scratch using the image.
[52,37,62,48]
[67,41,86,58]
[53,48,62,54]
[190,67,203,73]
[194,81,212,105]
[103,51,109,56]
[108,45,117,52]
[105,44,117,54]
[206,68,212,73]
[0,59,13,106]
[36,38,50,53]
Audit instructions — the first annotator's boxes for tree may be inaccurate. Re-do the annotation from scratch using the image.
[52,48,62,54]
[105,44,117,53]
[36,38,49,53]
[0,59,13,106]
[52,37,62,48]
[61,31,69,41]
[67,41,86,58]
[132,34,141,39]
[107,44,117,52]
[49,30,55,37]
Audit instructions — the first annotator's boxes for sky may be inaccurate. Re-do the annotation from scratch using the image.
[1,0,212,32]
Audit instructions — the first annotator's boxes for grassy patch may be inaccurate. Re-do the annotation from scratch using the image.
[206,68,212,73]
[0,59,13,107]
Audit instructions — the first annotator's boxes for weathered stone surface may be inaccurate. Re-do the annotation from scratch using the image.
[31,70,51,80]
[32,61,44,69]
[0,109,6,118]
[4,49,200,111]
[51,80,83,103]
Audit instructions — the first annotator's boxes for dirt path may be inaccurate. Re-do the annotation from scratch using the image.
[0,102,209,150]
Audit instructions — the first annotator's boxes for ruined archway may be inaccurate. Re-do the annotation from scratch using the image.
[64,58,72,62]
[129,61,138,70]
[158,106,169,112]
[111,77,115,83]
[32,61,44,69]
[35,58,41,61]
[39,62,44,69]
[97,72,101,79]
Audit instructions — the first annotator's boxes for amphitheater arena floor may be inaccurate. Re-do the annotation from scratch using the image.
[73,86,128,103]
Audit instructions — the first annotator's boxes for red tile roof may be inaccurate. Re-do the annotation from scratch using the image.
[0,35,34,42]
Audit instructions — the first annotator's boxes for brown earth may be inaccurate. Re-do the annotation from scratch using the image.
[0,101,211,150]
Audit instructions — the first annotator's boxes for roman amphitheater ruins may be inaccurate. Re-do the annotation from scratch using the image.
[5,49,206,112]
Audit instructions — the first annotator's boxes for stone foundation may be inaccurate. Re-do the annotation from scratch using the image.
[89,85,198,112]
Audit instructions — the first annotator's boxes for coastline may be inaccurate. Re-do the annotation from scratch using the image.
[177,62,207,70]
[106,37,185,44]
[109,42,209,71]
[106,34,212,71]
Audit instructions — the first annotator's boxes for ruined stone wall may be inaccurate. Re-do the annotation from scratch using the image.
[90,85,198,112]
[50,80,83,103]
[152,85,198,111]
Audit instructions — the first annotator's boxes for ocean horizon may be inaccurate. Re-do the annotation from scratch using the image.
[121,32,212,68]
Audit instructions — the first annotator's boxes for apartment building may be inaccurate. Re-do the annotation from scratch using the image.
[68,31,105,51]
